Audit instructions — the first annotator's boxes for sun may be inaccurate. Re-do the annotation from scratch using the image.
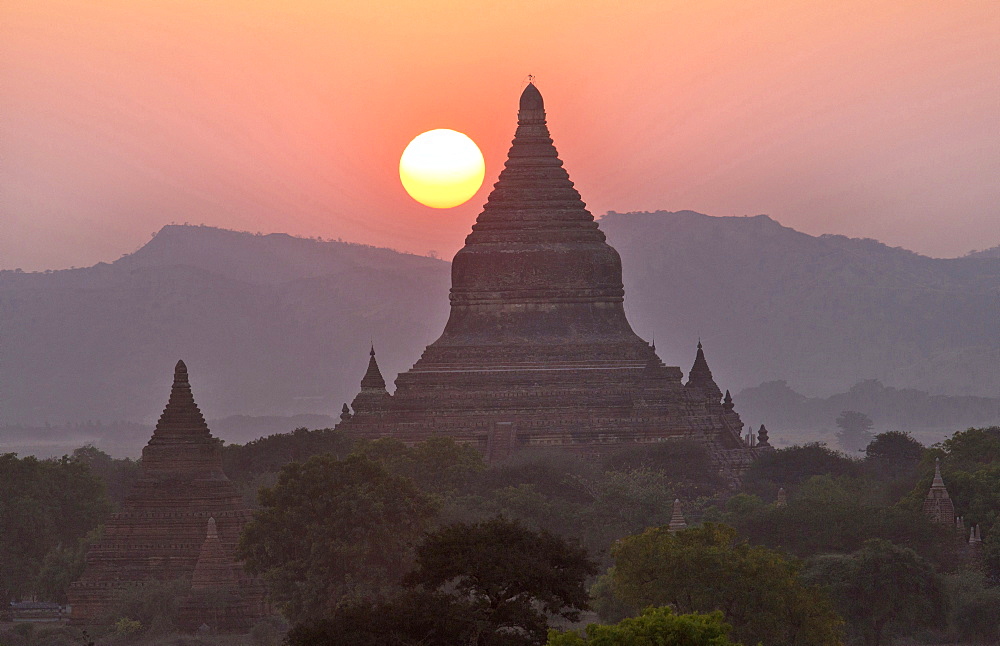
[399,129,485,209]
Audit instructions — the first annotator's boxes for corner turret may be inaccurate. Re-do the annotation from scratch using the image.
[685,340,723,403]
[757,424,771,448]
[349,345,391,416]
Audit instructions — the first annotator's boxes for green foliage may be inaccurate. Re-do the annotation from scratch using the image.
[941,572,1000,644]
[71,445,140,508]
[863,431,923,481]
[221,427,355,484]
[804,539,946,646]
[484,451,602,504]
[34,526,102,603]
[743,443,858,499]
[288,518,596,646]
[404,517,598,646]
[237,453,435,622]
[717,475,956,567]
[105,578,191,635]
[354,436,486,494]
[0,453,111,603]
[904,427,1000,578]
[938,426,1000,471]
[286,590,470,646]
[114,617,143,637]
[547,606,737,646]
[601,441,726,499]
[605,523,842,646]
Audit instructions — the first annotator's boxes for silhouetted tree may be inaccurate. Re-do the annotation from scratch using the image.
[404,517,597,646]
[864,431,923,480]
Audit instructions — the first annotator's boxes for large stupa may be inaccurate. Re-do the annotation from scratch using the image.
[338,83,763,477]
[68,361,265,630]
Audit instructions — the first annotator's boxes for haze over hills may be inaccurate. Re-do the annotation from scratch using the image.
[1,212,999,454]
[0,225,451,429]
[602,211,1000,400]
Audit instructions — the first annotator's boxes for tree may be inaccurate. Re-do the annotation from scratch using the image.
[943,572,1000,644]
[547,606,738,646]
[743,443,858,498]
[404,517,598,646]
[286,590,470,646]
[601,440,727,498]
[804,539,946,646]
[71,445,140,508]
[718,475,956,566]
[354,436,486,494]
[604,523,842,646]
[237,454,436,622]
[864,431,923,481]
[0,453,111,604]
[104,578,191,636]
[836,411,874,454]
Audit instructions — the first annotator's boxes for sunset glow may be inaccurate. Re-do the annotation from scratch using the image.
[399,129,485,209]
[2,1,998,269]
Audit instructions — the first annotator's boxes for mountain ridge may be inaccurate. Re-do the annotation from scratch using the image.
[1,213,997,437]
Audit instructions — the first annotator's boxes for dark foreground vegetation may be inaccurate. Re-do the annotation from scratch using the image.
[4,426,1000,645]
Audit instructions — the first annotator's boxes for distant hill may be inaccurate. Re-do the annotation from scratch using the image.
[601,211,1000,399]
[1,214,998,443]
[0,225,451,429]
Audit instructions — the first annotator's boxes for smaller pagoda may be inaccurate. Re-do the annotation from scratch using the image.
[68,361,265,630]
[922,458,956,526]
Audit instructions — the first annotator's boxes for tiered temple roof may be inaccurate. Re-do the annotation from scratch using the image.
[922,458,956,526]
[338,83,765,478]
[668,499,688,532]
[68,361,265,630]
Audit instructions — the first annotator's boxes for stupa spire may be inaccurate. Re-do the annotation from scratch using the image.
[480,80,586,223]
[686,340,722,402]
[922,457,955,525]
[360,345,387,392]
[140,360,221,477]
[932,457,946,488]
[349,345,392,417]
[153,360,210,436]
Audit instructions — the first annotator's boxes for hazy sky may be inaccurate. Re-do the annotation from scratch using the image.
[3,1,998,271]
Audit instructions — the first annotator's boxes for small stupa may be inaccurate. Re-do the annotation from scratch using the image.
[922,458,956,526]
[668,499,688,532]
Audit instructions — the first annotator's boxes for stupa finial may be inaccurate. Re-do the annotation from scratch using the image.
[519,81,544,112]
[932,457,946,488]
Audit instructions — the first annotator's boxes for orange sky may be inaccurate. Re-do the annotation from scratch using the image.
[2,0,998,270]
